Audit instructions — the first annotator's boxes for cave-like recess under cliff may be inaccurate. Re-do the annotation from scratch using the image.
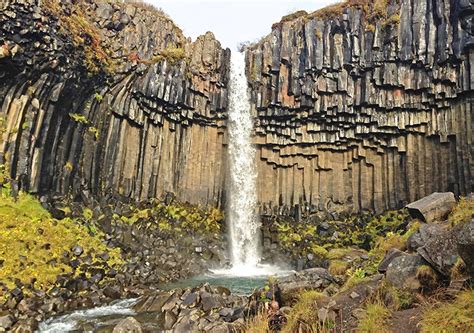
[0,0,473,215]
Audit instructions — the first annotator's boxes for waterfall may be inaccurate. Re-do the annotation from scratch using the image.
[226,51,260,269]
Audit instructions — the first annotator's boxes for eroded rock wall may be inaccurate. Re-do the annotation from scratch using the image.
[246,0,474,215]
[0,0,230,206]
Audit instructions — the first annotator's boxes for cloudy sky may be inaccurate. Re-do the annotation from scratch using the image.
[146,0,335,50]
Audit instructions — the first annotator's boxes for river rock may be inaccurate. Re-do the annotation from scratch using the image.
[0,315,15,331]
[112,317,142,333]
[163,310,177,330]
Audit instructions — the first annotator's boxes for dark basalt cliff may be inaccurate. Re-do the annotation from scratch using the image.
[0,0,229,207]
[246,0,474,215]
[1,0,473,216]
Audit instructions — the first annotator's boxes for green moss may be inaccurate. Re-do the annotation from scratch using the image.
[448,197,474,226]
[0,192,123,292]
[113,199,223,236]
[42,0,116,75]
[420,289,474,333]
[69,113,88,124]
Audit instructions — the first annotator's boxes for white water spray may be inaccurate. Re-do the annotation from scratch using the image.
[226,51,261,270]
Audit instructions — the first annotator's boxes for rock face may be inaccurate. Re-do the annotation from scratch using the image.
[246,0,474,215]
[0,0,229,207]
[1,0,473,217]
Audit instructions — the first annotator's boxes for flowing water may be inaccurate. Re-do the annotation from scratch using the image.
[221,51,262,274]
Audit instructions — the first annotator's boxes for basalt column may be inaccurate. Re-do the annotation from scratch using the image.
[0,1,230,207]
[246,0,474,215]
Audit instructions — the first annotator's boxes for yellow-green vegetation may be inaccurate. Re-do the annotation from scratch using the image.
[282,290,333,333]
[42,0,115,74]
[341,267,370,291]
[356,300,391,333]
[69,113,89,124]
[114,199,223,236]
[152,46,186,65]
[448,197,474,226]
[275,220,329,259]
[244,310,270,333]
[0,192,123,292]
[450,257,467,280]
[328,260,350,276]
[420,289,474,333]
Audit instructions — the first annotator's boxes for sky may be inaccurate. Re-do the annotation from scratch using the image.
[146,0,336,50]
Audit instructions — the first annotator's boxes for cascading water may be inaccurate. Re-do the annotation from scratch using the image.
[226,51,260,270]
[211,51,284,277]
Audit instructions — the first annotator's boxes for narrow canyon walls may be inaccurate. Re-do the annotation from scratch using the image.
[0,0,229,206]
[246,0,474,215]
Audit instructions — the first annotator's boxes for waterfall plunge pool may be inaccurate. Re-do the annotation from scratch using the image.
[37,269,293,333]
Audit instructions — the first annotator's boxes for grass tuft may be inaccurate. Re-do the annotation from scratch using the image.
[420,289,474,333]
[356,301,392,333]
[448,197,474,226]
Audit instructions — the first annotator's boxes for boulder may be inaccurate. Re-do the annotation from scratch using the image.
[112,317,142,333]
[407,223,444,251]
[406,192,456,223]
[0,315,15,331]
[417,225,459,276]
[386,253,427,288]
[163,310,177,330]
[457,219,474,275]
[277,268,335,304]
[378,248,404,273]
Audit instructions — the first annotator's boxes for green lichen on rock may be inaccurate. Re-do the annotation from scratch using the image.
[0,192,123,292]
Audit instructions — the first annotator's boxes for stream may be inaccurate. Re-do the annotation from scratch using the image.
[37,272,285,332]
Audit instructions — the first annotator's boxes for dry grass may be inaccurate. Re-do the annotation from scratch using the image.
[244,310,270,333]
[420,289,474,333]
[328,260,350,276]
[42,0,115,74]
[272,0,400,32]
[282,290,329,333]
[356,300,392,333]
